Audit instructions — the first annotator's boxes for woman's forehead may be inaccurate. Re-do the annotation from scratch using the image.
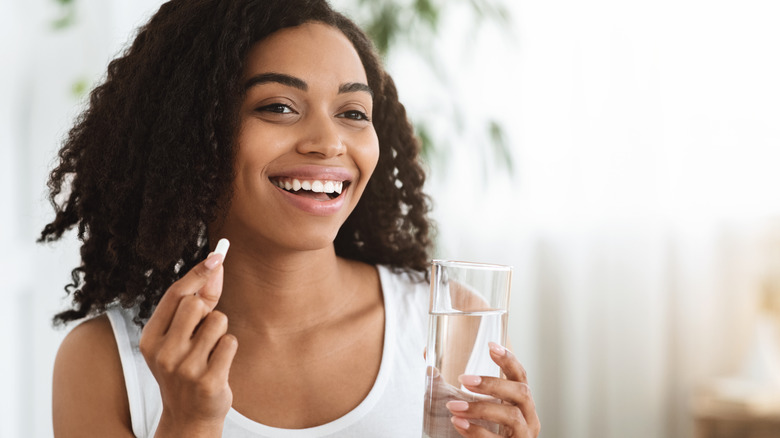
[243,22,368,86]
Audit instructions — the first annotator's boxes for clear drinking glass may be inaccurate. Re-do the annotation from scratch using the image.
[422,260,512,438]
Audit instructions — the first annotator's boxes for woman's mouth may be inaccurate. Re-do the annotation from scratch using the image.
[270,177,349,200]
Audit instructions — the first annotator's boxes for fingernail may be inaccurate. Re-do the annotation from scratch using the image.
[204,252,224,270]
[446,400,469,412]
[451,416,470,430]
[489,341,507,356]
[459,375,481,386]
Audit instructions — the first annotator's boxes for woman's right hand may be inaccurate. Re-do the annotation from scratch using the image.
[139,252,238,437]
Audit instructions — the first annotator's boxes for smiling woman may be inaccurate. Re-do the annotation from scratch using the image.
[225,23,379,245]
[38,1,540,437]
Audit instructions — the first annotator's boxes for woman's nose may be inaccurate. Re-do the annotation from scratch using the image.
[296,112,346,158]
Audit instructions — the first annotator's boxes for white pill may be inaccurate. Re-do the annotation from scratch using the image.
[214,238,230,258]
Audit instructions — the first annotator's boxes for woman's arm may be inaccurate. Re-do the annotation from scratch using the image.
[53,315,135,437]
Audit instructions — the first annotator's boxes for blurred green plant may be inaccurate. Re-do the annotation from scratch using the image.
[52,0,514,174]
[51,0,77,30]
[355,0,509,57]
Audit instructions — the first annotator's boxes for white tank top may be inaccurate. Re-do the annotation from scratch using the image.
[106,265,430,437]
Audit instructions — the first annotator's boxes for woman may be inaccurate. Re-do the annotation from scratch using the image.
[41,1,540,436]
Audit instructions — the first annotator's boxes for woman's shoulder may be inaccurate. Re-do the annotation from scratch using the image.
[55,314,121,383]
[58,312,115,347]
[56,309,140,364]
[53,314,134,436]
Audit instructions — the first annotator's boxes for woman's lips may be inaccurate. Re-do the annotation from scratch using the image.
[268,165,353,183]
[268,166,354,215]
[272,181,349,216]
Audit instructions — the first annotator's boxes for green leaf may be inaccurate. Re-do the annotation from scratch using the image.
[51,0,76,30]
[413,0,440,31]
[71,78,89,98]
[52,13,75,30]
[364,2,402,56]
[467,0,511,27]
[416,124,435,163]
[488,119,513,173]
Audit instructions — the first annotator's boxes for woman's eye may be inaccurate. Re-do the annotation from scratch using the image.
[338,110,370,121]
[257,103,294,114]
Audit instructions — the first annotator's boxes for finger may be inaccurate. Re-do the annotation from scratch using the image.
[459,374,535,411]
[488,342,527,384]
[449,415,499,437]
[447,399,529,435]
[144,253,225,338]
[175,310,229,379]
[143,296,213,372]
[188,311,229,364]
[458,375,540,432]
[486,342,541,432]
[163,294,212,343]
[207,334,238,382]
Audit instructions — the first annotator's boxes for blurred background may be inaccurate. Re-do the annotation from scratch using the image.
[2,0,780,437]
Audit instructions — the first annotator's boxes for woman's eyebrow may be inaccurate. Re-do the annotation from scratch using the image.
[244,73,372,98]
[244,72,307,91]
[339,82,373,98]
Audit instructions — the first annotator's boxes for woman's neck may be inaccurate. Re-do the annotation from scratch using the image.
[214,244,365,338]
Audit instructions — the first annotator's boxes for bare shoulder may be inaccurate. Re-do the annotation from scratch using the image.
[53,314,134,437]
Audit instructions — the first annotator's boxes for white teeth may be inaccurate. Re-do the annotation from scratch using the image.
[274,178,345,195]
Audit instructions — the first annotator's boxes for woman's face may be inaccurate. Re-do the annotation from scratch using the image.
[222,22,379,252]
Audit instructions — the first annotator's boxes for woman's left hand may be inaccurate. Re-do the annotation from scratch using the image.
[445,342,541,437]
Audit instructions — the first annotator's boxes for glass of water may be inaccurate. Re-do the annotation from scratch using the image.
[422,260,512,438]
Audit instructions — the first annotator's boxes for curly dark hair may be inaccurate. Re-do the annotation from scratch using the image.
[39,0,433,325]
